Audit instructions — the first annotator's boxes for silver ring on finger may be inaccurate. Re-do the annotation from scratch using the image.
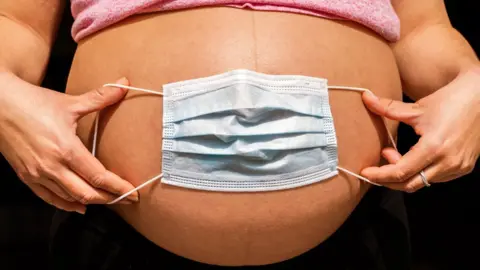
[419,170,431,187]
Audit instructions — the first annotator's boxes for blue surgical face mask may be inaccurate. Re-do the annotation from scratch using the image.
[94,69,396,204]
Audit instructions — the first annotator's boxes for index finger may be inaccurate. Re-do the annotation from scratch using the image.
[361,137,437,183]
[362,92,422,124]
[65,137,139,201]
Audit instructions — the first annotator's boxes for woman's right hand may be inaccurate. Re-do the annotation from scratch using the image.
[0,72,139,214]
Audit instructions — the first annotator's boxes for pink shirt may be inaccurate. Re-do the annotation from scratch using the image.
[71,0,400,42]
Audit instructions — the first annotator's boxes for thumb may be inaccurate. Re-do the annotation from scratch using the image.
[362,91,423,125]
[71,77,129,117]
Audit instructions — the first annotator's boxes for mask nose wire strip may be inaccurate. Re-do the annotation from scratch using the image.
[92,84,164,204]
[328,86,398,187]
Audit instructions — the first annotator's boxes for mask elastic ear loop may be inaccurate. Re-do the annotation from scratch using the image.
[108,174,164,204]
[327,85,398,186]
[91,83,164,204]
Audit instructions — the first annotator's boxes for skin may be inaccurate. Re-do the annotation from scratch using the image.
[360,0,480,191]
[361,69,480,192]
[0,0,478,265]
[64,9,400,264]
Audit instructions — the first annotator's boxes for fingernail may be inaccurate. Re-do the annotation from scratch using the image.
[360,169,370,177]
[75,207,86,215]
[117,200,133,205]
[115,77,129,85]
[127,193,139,202]
[366,91,379,100]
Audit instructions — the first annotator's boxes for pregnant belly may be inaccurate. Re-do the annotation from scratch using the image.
[66,7,402,266]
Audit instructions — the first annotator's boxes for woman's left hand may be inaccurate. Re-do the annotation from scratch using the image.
[360,67,480,192]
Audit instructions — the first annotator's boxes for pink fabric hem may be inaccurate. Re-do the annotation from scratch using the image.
[71,0,400,42]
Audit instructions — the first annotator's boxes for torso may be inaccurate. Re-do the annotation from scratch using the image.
[66,8,402,266]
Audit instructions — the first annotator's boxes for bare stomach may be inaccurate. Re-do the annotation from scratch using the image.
[66,7,402,266]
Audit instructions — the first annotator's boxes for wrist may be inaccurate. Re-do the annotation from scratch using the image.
[0,69,20,105]
[0,66,14,77]
[467,64,480,102]
[468,63,480,77]
[0,67,18,86]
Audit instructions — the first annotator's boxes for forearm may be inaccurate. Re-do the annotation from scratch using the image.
[0,0,64,84]
[0,15,52,84]
[392,21,478,101]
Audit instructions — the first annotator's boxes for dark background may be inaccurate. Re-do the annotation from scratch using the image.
[0,1,478,269]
